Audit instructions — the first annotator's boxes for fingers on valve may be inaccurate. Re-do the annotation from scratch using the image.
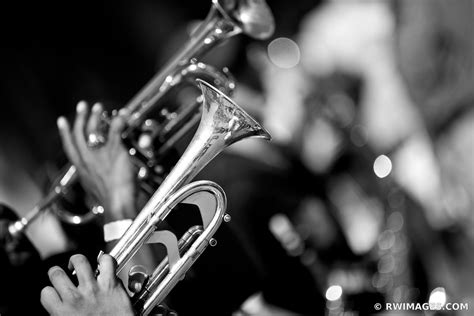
[108,108,129,146]
[109,108,128,135]
[86,102,103,135]
[68,254,95,289]
[97,254,118,288]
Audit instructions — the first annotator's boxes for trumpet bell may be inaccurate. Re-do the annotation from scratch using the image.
[214,0,275,40]
[196,78,272,146]
[106,80,271,316]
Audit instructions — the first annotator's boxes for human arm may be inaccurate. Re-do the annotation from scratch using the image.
[57,101,156,276]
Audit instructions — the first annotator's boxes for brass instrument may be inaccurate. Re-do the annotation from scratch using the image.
[8,0,274,237]
[104,79,271,315]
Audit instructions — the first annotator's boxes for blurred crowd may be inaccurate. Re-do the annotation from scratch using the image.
[0,0,472,315]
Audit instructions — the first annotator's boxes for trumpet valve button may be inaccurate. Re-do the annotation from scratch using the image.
[209,238,217,247]
[223,214,231,222]
[128,265,149,294]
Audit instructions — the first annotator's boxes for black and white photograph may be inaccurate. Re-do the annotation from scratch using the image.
[0,0,472,315]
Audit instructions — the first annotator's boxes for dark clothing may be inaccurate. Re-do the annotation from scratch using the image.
[0,203,262,316]
[195,152,328,315]
[0,204,47,315]
[0,205,85,316]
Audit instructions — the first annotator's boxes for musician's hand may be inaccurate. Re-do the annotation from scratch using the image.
[41,254,134,316]
[57,101,137,221]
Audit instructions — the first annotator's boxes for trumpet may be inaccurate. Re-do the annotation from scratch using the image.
[8,0,274,237]
[105,79,271,315]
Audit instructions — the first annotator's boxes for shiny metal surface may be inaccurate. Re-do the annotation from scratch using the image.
[109,79,270,271]
[214,0,275,40]
[105,80,270,315]
[8,0,274,235]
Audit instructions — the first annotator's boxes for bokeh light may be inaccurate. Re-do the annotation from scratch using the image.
[325,285,343,301]
[267,37,301,69]
[373,155,392,178]
[429,287,447,310]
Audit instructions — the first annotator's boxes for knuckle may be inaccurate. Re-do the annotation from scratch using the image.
[69,289,83,302]
[83,282,99,295]
[61,287,82,303]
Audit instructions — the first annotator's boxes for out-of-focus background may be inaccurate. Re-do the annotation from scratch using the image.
[0,0,472,315]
